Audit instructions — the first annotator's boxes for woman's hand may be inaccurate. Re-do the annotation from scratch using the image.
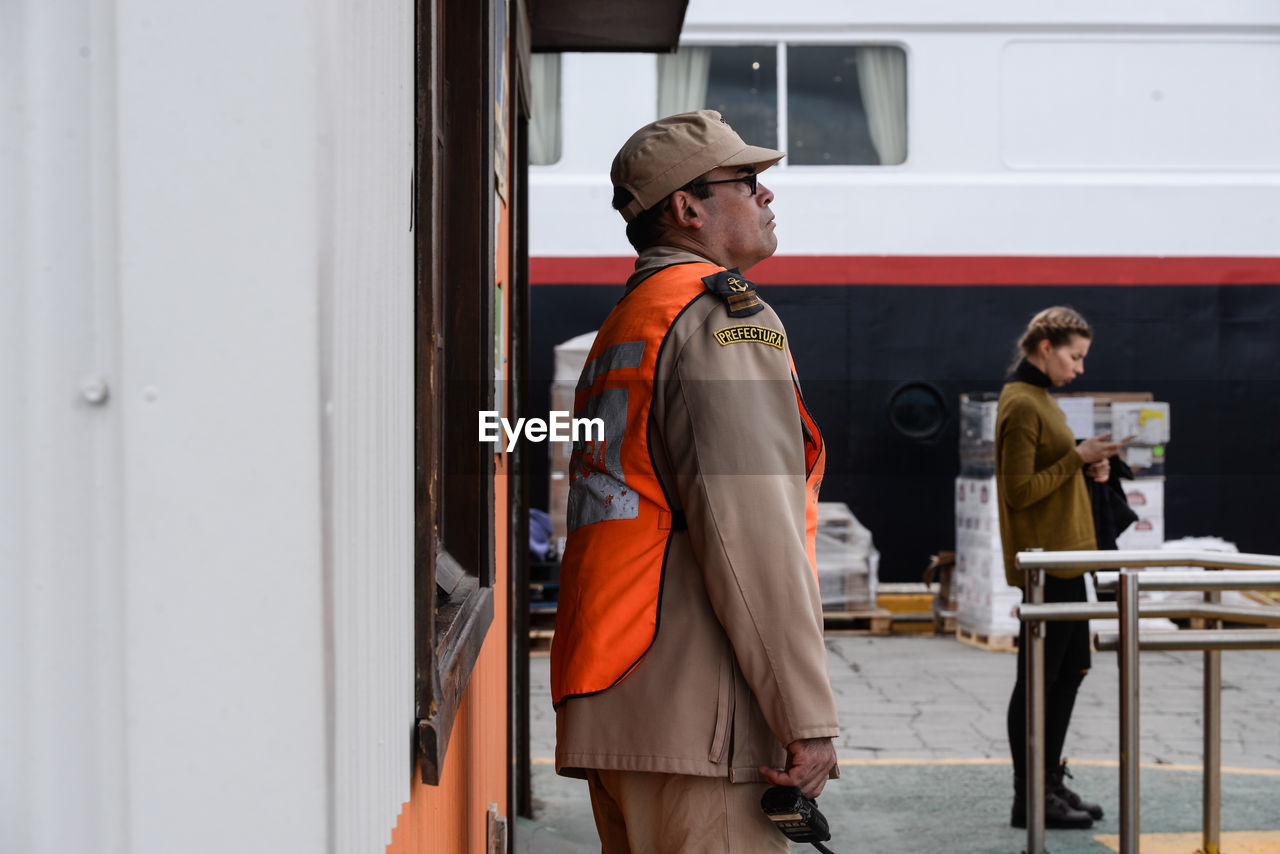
[1086,458,1110,483]
[1076,432,1128,464]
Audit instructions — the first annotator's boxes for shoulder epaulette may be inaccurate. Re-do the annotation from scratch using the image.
[701,267,764,318]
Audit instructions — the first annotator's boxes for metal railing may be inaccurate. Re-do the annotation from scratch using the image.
[1014,549,1280,854]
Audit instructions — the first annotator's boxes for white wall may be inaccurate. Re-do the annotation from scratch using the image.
[531,0,1280,258]
[319,2,416,852]
[115,0,330,844]
[2,1,414,852]
[530,51,655,258]
[3,3,138,851]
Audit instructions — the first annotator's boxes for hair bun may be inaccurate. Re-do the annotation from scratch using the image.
[1019,306,1091,356]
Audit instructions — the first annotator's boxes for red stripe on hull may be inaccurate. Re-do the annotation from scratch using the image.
[531,256,1280,286]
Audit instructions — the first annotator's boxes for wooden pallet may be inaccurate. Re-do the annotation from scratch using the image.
[534,605,900,648]
[890,616,939,634]
[529,628,554,655]
[823,608,893,635]
[878,584,939,634]
[933,610,958,635]
[877,584,935,611]
[529,608,556,654]
[956,626,1018,653]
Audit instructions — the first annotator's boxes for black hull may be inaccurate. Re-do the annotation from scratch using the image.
[531,282,1280,583]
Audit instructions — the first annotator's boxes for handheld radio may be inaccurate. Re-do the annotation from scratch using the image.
[760,786,838,854]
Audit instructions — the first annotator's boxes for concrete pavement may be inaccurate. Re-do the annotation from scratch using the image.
[518,634,1280,853]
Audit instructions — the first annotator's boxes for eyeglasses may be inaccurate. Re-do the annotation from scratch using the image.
[682,173,758,196]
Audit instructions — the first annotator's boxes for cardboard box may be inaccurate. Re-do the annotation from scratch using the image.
[1121,477,1165,515]
[954,476,1022,636]
[955,394,1172,637]
[1120,443,1167,477]
[1116,515,1165,551]
[1111,401,1171,445]
[958,394,999,477]
[960,395,999,444]
[1054,396,1095,440]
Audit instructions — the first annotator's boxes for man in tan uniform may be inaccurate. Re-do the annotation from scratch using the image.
[551,110,840,852]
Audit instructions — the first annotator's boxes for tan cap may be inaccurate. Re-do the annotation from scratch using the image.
[610,110,785,222]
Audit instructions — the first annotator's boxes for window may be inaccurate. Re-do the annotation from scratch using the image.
[529,53,562,165]
[414,0,498,786]
[658,44,908,166]
[661,45,778,150]
[888,381,948,440]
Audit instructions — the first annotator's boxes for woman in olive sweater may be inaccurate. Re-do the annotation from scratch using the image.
[996,307,1126,830]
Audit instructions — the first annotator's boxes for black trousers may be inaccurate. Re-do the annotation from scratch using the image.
[1007,574,1092,781]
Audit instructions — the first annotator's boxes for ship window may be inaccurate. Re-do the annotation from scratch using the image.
[888,381,947,440]
[661,45,779,149]
[529,53,562,165]
[658,43,907,166]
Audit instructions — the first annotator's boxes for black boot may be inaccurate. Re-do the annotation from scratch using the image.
[1011,777,1094,829]
[1049,760,1104,820]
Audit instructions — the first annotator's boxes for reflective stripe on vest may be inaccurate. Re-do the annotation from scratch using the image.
[551,262,824,706]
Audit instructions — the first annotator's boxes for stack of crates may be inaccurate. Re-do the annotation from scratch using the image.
[548,331,597,557]
[955,392,1170,641]
[815,502,879,612]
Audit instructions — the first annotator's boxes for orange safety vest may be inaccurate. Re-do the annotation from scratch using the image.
[551,262,825,706]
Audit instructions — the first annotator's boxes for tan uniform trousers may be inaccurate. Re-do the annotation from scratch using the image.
[585,769,789,854]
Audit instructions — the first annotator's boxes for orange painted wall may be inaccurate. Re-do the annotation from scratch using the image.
[387,475,509,853]
[388,127,515,854]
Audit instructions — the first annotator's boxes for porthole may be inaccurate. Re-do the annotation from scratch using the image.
[887,381,947,440]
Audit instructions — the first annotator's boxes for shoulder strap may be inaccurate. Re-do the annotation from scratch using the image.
[701,267,765,318]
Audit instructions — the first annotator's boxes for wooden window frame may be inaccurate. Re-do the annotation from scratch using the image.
[508,0,533,819]
[414,0,498,786]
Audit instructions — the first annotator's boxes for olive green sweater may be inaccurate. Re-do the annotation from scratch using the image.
[995,380,1096,587]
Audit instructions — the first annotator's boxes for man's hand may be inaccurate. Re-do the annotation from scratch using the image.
[758,737,837,799]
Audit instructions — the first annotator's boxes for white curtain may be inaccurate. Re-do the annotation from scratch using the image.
[530,53,562,165]
[657,47,712,117]
[855,46,908,165]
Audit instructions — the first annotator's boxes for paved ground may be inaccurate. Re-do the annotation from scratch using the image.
[517,633,1280,853]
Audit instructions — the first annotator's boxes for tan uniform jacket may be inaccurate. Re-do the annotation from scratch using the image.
[995,380,1096,587]
[556,247,840,782]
